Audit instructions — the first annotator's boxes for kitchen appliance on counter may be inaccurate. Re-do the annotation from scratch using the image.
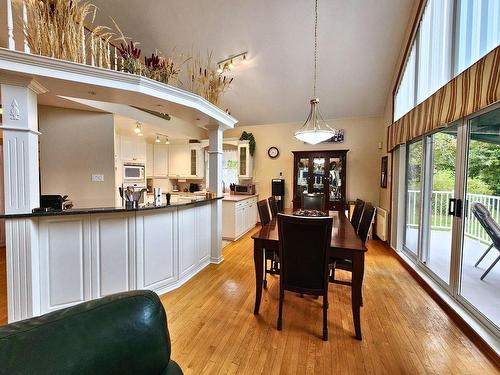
[120,184,147,208]
[154,187,162,206]
[33,195,73,212]
[189,183,200,193]
[123,163,145,182]
[234,184,255,195]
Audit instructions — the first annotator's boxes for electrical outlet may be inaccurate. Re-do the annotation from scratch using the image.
[92,174,104,182]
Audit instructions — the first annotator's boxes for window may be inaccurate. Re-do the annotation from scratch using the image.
[394,42,416,121]
[416,0,453,104]
[393,0,500,121]
[456,0,500,74]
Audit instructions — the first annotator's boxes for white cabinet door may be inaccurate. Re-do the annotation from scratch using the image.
[121,137,146,162]
[153,144,169,177]
[90,213,136,298]
[136,142,146,162]
[178,207,198,277]
[235,206,245,237]
[146,144,154,177]
[168,144,190,177]
[136,210,177,290]
[197,203,211,263]
[39,216,92,314]
[189,145,205,179]
[120,137,136,161]
[238,142,253,178]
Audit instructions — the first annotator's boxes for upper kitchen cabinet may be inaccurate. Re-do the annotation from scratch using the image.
[153,144,169,178]
[238,141,253,179]
[146,144,154,177]
[120,136,146,163]
[168,143,204,179]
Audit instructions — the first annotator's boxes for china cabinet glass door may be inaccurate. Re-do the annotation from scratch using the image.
[295,157,310,203]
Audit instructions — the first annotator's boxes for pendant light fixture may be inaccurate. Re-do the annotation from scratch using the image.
[294,0,336,145]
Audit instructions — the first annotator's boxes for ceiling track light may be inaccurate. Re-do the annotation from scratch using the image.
[155,135,161,143]
[217,51,248,72]
[134,121,142,134]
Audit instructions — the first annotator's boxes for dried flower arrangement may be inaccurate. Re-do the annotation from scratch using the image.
[143,50,189,86]
[187,51,234,106]
[23,1,235,109]
[23,0,111,66]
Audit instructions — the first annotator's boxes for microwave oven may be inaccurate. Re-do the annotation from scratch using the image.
[234,184,255,195]
[123,163,145,181]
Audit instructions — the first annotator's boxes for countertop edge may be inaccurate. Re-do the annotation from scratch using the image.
[222,194,259,202]
[0,197,223,219]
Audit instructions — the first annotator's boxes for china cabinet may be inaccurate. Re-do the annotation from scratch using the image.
[292,150,348,211]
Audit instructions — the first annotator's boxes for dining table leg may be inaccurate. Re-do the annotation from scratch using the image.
[351,252,365,340]
[253,239,264,314]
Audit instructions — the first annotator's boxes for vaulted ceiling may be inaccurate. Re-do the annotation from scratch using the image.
[92,0,414,125]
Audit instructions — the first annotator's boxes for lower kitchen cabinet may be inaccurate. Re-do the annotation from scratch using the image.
[222,195,258,241]
[39,216,92,313]
[36,201,214,315]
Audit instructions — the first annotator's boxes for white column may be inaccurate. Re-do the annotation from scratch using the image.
[6,0,15,50]
[208,124,224,264]
[1,76,46,322]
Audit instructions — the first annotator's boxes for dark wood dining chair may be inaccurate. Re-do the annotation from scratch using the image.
[257,199,278,288]
[302,193,325,211]
[329,204,376,305]
[277,213,333,340]
[350,199,365,232]
[268,196,279,218]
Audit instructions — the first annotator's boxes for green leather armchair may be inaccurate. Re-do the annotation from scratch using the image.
[0,290,183,375]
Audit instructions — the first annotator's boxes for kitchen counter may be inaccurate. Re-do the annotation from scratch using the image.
[0,196,222,219]
[4,194,221,318]
[222,194,259,202]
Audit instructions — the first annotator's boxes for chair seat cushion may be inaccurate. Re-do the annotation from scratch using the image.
[330,257,353,271]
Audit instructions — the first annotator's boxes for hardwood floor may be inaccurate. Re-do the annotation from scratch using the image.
[162,227,498,374]
[0,232,497,373]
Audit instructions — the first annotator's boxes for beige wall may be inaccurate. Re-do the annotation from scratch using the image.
[225,116,385,208]
[39,106,116,208]
[377,1,422,212]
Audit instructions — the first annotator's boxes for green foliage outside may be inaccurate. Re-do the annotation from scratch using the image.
[407,133,499,195]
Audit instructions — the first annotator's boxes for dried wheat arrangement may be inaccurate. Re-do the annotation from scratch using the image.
[187,51,233,106]
[22,0,110,64]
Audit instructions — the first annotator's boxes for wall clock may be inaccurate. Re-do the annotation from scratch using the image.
[268,146,279,159]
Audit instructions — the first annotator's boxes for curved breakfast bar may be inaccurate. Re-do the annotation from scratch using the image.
[2,198,222,316]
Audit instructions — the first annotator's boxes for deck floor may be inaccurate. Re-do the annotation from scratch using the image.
[406,228,500,328]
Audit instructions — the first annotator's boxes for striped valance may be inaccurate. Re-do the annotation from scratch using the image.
[387,45,500,152]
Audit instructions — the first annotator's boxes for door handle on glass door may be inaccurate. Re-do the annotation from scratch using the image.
[448,198,456,216]
[455,199,463,218]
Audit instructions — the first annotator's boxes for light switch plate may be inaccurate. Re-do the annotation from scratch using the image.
[92,174,104,182]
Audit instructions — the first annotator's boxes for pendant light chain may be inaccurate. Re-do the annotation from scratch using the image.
[313,0,318,98]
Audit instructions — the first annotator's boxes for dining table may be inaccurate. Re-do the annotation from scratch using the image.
[251,209,367,340]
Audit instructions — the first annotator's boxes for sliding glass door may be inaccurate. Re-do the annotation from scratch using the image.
[400,105,500,334]
[404,140,423,256]
[420,127,459,285]
[459,107,500,329]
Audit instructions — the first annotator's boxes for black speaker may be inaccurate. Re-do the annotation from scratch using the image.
[272,179,285,196]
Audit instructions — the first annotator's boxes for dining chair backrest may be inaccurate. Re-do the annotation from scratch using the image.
[257,199,271,225]
[302,193,325,211]
[471,202,500,249]
[277,214,333,293]
[358,204,376,243]
[350,199,365,231]
[268,196,279,218]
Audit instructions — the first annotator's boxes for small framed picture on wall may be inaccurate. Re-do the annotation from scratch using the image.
[380,156,388,188]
